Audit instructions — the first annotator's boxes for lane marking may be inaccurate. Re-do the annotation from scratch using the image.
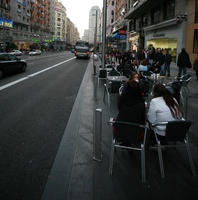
[0,57,75,91]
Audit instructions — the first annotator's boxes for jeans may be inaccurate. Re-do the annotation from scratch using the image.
[164,63,170,76]
[178,67,187,77]
[160,64,165,76]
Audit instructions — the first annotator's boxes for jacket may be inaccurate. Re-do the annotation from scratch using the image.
[177,51,191,68]
[164,53,172,64]
[147,97,179,136]
[116,81,145,143]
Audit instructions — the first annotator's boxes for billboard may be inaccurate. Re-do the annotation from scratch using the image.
[0,18,14,29]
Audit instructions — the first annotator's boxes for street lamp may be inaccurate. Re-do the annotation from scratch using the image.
[92,9,98,75]
[102,0,107,69]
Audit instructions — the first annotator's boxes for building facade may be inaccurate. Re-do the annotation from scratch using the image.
[88,6,101,45]
[186,0,198,62]
[82,29,89,41]
[107,0,116,36]
[54,0,66,42]
[0,0,12,51]
[125,0,187,62]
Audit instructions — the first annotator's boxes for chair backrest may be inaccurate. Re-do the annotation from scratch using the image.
[99,69,107,78]
[114,121,145,144]
[110,81,122,93]
[165,120,192,141]
[108,68,120,76]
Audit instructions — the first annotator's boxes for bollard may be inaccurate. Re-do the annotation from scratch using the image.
[93,108,102,162]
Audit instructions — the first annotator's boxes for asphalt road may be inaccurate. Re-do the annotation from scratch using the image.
[0,51,89,200]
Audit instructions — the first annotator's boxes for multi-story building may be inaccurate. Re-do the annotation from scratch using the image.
[0,0,12,50]
[10,0,32,50]
[186,0,198,62]
[125,0,187,62]
[49,0,55,41]
[82,29,89,41]
[54,0,66,43]
[110,0,127,52]
[88,6,101,45]
[107,0,115,36]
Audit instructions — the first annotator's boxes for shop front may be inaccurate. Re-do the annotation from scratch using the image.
[146,38,177,63]
[144,20,186,63]
[128,32,139,52]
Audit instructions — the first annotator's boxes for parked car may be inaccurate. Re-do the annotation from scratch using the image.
[0,53,27,79]
[29,49,42,56]
[10,50,23,56]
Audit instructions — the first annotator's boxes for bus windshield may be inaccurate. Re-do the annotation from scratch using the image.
[75,41,89,48]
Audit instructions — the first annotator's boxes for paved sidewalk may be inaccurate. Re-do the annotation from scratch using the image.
[42,59,198,200]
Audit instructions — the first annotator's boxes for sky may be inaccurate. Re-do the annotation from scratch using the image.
[62,0,103,38]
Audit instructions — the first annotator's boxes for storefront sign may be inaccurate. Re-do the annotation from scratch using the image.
[153,33,165,37]
[32,39,39,42]
[0,18,14,29]
[119,30,126,35]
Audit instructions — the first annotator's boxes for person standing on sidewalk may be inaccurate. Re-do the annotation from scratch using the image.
[154,48,165,76]
[164,49,172,77]
[177,48,191,77]
[193,54,198,81]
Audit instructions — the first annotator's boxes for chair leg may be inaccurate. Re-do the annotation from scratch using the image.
[157,143,165,178]
[141,144,146,183]
[185,140,196,176]
[109,138,115,175]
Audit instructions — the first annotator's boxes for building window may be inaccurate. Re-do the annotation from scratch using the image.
[193,29,198,53]
[151,7,161,24]
[112,1,114,6]
[163,0,175,20]
[195,0,198,23]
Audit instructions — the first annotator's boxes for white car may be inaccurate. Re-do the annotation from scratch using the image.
[10,50,23,56]
[29,50,42,56]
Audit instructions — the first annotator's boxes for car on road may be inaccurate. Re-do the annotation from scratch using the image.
[0,53,27,79]
[9,50,23,56]
[29,49,42,56]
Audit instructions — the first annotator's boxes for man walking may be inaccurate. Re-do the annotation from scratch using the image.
[154,48,165,76]
[177,48,191,77]
[164,49,172,77]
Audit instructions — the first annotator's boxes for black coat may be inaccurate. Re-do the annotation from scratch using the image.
[154,52,165,65]
[115,82,146,143]
[164,53,172,64]
[177,51,191,68]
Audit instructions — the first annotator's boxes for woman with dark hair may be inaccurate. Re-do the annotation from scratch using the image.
[115,72,146,143]
[147,84,182,137]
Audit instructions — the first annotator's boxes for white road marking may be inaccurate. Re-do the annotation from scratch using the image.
[0,57,75,91]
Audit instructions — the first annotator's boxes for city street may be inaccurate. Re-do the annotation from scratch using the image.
[0,51,89,200]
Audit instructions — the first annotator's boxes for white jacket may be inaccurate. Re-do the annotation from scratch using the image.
[147,97,179,136]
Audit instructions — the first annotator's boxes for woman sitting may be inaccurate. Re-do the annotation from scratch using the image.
[138,59,149,72]
[147,84,182,140]
[115,72,146,144]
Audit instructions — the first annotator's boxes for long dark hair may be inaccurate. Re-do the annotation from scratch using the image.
[153,84,181,118]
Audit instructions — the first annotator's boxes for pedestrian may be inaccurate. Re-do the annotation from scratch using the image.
[177,48,192,77]
[154,48,165,76]
[164,49,172,77]
[193,54,198,81]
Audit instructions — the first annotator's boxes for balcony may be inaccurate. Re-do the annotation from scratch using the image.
[125,0,155,19]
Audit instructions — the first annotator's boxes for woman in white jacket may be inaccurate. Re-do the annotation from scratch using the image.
[147,84,182,139]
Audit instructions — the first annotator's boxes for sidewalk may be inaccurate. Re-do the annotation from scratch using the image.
[42,58,198,200]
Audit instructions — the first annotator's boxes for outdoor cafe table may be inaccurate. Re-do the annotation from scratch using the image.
[107,76,128,82]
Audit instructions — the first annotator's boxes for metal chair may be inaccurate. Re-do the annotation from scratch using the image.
[108,118,149,183]
[150,120,196,178]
